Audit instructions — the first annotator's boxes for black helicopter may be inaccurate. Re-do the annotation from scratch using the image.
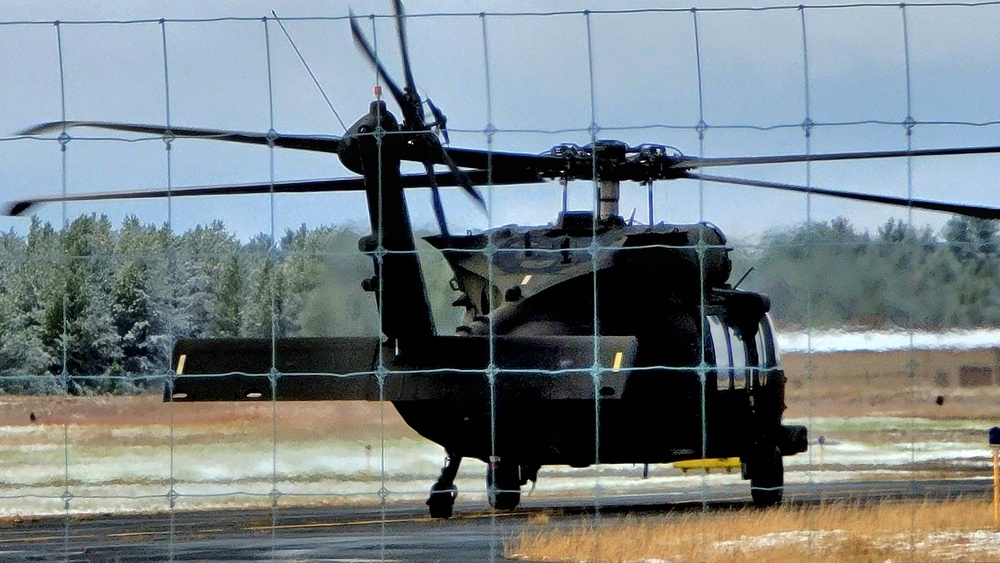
[9,1,1000,519]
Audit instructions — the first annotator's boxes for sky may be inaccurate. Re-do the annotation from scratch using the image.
[2,0,1000,244]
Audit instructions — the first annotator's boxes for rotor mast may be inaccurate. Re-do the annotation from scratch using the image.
[598,180,620,221]
[595,141,627,221]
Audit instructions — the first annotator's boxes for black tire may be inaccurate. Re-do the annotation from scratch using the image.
[486,463,521,511]
[428,499,453,519]
[427,483,457,519]
[748,445,783,507]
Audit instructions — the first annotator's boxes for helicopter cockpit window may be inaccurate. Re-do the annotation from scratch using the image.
[708,315,749,391]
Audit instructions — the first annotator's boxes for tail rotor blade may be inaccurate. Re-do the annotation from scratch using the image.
[349,8,425,129]
[427,98,449,145]
[439,149,485,210]
[423,163,450,238]
[391,0,426,125]
[392,0,419,102]
[349,10,408,111]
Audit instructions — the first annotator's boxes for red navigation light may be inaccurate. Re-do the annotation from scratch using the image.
[373,85,383,100]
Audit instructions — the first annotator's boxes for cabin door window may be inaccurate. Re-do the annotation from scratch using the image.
[754,314,779,386]
[708,315,749,391]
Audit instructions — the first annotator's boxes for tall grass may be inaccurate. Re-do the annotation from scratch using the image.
[508,499,1000,562]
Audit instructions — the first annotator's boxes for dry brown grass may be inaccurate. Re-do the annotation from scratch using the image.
[2,347,996,453]
[2,348,994,431]
[0,395,420,445]
[783,348,1000,419]
[508,499,1000,562]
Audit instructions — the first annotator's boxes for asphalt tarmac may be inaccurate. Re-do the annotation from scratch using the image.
[1,477,992,562]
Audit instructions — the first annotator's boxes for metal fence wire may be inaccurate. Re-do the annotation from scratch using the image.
[2,2,1000,561]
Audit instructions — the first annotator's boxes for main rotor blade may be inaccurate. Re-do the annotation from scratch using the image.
[20,121,342,153]
[674,145,1000,170]
[443,146,566,175]
[4,170,544,216]
[686,172,1000,220]
[19,120,552,174]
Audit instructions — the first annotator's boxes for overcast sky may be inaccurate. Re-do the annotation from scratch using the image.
[2,0,1000,244]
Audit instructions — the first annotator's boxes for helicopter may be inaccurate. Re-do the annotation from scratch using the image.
[9,1,1000,519]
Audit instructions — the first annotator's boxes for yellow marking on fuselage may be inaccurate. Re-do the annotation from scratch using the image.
[521,274,532,285]
[176,354,187,375]
[612,351,623,372]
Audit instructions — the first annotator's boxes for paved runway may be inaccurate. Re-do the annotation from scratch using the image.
[1,478,992,562]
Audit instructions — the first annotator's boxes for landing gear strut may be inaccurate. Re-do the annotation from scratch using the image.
[486,459,522,511]
[427,453,462,519]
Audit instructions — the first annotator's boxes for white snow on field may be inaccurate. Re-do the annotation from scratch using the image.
[2,423,998,517]
[713,529,1000,560]
[777,328,1000,353]
[715,529,846,552]
[915,530,1000,559]
[787,440,989,468]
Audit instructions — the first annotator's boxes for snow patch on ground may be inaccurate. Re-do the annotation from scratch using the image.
[714,529,1000,560]
[786,439,990,468]
[914,530,1000,559]
[715,529,846,552]
[778,328,1000,353]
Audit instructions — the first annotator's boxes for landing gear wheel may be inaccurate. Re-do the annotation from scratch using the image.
[747,445,784,507]
[426,453,462,519]
[486,462,521,511]
[427,482,458,519]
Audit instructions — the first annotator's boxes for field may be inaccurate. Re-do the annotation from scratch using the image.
[509,499,1000,562]
[1,347,999,522]
[0,394,417,442]
[782,347,1000,420]
[0,395,449,517]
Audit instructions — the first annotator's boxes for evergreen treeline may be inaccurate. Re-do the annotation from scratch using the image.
[736,215,1000,329]
[0,215,457,394]
[0,213,997,394]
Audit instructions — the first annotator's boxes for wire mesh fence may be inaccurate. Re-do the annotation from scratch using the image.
[2,2,1000,561]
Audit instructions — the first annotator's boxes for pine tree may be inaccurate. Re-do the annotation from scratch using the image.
[214,255,244,337]
[174,221,241,338]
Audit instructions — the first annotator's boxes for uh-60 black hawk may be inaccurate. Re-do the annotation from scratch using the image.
[9,1,1000,519]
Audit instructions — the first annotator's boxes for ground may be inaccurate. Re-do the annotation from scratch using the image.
[1,347,998,519]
